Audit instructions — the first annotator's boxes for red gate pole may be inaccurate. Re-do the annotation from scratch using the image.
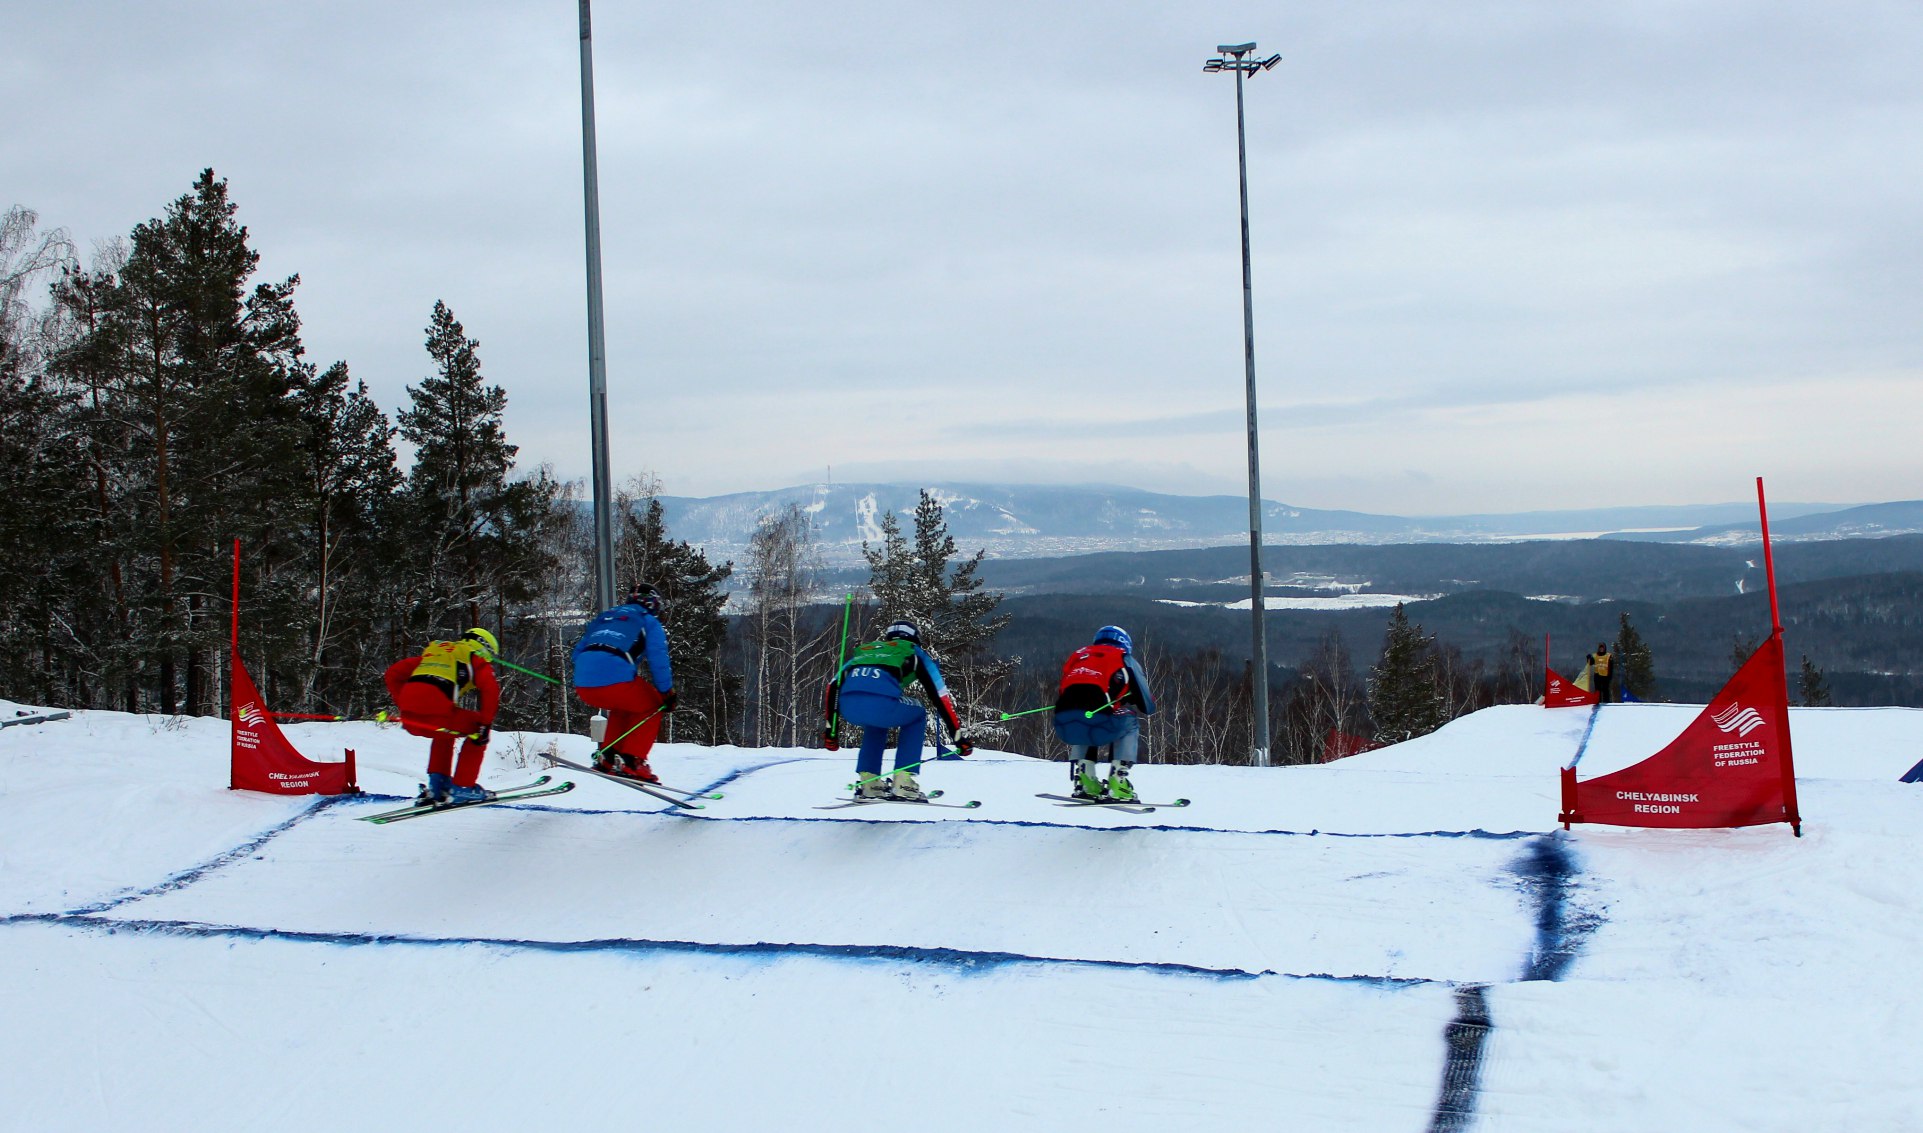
[1757,478,1803,835]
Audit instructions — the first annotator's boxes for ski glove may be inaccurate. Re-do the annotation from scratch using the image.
[469,724,491,745]
[660,688,679,714]
[821,726,840,752]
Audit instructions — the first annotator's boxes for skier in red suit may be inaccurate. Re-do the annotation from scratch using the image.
[383,627,501,805]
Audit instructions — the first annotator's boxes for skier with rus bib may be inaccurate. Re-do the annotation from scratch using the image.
[571,583,676,784]
[383,628,502,805]
[1054,625,1157,801]
[823,621,971,801]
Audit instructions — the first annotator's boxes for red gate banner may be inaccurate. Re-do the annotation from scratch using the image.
[1559,633,1796,831]
[230,648,358,794]
[1322,729,1381,762]
[229,538,356,795]
[1544,666,1598,708]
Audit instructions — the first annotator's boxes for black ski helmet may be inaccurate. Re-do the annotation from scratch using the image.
[882,621,921,646]
[627,583,664,616]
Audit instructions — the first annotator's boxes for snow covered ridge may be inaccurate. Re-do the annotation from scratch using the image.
[653,483,1877,564]
[1157,592,1430,611]
[3,704,1922,1129]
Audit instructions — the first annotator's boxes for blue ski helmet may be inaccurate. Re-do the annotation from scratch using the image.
[1092,625,1132,652]
[882,621,921,646]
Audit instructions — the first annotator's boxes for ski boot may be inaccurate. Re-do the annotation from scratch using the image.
[447,782,495,805]
[591,751,622,776]
[856,773,893,800]
[415,772,454,806]
[1072,759,1105,800]
[890,771,926,802]
[1105,765,1138,803]
[617,754,660,784]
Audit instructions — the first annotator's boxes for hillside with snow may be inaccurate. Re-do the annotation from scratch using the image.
[656,483,1863,565]
[3,702,1919,1130]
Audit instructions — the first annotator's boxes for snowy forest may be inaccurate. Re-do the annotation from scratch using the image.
[1,172,1814,765]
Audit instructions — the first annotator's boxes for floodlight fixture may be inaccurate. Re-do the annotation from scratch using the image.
[1206,42,1283,77]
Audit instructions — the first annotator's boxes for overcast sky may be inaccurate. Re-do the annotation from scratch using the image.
[7,2,1921,514]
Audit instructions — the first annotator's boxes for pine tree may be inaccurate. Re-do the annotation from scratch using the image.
[1614,612,1657,701]
[1368,603,1443,744]
[397,300,519,633]
[1797,654,1832,707]
[91,170,310,714]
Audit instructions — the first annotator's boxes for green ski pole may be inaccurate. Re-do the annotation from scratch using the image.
[827,592,853,742]
[494,656,563,685]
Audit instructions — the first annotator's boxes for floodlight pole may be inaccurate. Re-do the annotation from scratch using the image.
[1206,42,1281,767]
[579,0,617,611]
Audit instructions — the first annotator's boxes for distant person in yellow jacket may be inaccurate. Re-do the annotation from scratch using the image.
[1592,643,1614,703]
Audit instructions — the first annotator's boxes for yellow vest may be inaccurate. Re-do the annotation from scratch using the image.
[1593,651,1612,677]
[413,640,486,695]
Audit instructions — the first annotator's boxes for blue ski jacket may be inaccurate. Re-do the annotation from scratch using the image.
[570,603,675,691]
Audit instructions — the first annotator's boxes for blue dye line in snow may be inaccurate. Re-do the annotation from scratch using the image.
[1422,832,1601,1131]
[630,804,1546,838]
[689,755,819,798]
[1567,702,1603,769]
[1509,833,1598,983]
[62,794,353,916]
[1,911,1440,989]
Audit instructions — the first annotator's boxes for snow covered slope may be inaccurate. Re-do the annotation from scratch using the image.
[2,704,1919,1130]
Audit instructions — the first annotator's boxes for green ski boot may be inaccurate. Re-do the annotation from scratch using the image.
[1105,766,1138,803]
[1073,759,1105,800]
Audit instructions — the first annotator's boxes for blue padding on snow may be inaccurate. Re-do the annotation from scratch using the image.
[1902,757,1923,784]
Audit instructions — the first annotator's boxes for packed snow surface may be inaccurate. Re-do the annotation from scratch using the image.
[2,702,1920,1130]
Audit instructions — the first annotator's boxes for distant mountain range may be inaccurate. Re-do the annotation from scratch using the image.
[657,482,1905,564]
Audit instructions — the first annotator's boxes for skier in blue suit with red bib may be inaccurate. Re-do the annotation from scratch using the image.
[823,621,971,801]
[1054,625,1157,801]
[571,583,676,783]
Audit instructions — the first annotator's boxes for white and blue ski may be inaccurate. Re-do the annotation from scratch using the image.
[540,751,712,809]
[816,789,981,811]
[1035,792,1189,815]
[363,776,575,824]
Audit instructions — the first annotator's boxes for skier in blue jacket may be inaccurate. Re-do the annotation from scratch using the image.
[1053,625,1158,801]
[571,583,676,783]
[823,621,971,801]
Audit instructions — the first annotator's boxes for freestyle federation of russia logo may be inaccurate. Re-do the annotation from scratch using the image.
[237,702,267,728]
[1711,703,1766,737]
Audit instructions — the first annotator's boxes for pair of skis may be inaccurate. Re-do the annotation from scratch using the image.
[1034,792,1191,815]
[815,789,981,811]
[361,775,576,824]
[539,750,720,810]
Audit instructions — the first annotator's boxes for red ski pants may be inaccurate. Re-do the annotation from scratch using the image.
[576,679,667,761]
[395,682,491,787]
